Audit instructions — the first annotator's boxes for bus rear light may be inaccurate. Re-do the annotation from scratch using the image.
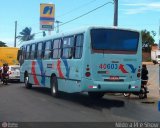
[86,68,90,71]
[137,73,141,78]
[131,86,139,89]
[135,86,138,88]
[85,65,91,77]
[88,85,97,89]
[85,72,91,77]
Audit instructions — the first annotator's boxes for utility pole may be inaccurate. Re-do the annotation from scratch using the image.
[55,20,62,33]
[113,0,118,26]
[14,21,17,47]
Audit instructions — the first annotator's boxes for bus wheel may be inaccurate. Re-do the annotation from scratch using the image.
[88,92,104,99]
[50,76,60,97]
[24,75,32,89]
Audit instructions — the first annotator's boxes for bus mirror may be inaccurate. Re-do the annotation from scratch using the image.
[17,50,22,61]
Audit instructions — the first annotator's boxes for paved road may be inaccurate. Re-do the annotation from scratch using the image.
[0,65,159,122]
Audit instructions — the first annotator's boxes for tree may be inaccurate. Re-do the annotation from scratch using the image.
[0,41,7,47]
[17,27,35,42]
[141,29,155,52]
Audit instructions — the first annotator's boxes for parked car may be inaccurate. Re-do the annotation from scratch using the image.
[8,65,20,81]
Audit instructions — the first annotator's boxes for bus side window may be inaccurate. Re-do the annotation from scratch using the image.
[26,45,30,59]
[37,42,43,59]
[22,46,26,59]
[52,39,62,59]
[62,36,74,59]
[44,40,52,59]
[74,34,84,59]
[30,44,36,60]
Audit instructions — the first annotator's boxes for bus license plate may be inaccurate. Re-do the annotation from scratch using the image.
[110,76,119,80]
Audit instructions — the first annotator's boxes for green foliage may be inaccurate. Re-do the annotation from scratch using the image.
[141,29,155,52]
[0,41,7,47]
[17,27,35,42]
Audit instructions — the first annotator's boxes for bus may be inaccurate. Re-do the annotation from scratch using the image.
[17,26,142,98]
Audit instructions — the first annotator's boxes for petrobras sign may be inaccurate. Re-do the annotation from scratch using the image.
[40,3,55,30]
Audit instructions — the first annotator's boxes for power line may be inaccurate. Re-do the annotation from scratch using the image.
[59,1,114,27]
[56,0,98,18]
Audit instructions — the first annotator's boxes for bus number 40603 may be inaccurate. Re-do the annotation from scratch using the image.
[99,64,118,70]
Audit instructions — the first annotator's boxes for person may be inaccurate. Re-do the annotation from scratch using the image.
[141,64,148,85]
[0,67,2,81]
[141,64,149,98]
[2,63,9,81]
[2,63,9,73]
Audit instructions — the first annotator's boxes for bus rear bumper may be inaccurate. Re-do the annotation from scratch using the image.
[81,79,141,93]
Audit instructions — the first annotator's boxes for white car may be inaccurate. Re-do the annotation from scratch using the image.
[8,65,20,81]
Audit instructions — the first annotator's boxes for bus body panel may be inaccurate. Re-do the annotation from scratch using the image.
[20,58,84,93]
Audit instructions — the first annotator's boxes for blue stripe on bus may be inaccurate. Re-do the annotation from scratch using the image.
[37,59,45,86]
[62,59,70,78]
[126,64,136,73]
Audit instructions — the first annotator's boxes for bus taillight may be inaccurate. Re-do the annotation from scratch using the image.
[85,72,91,77]
[85,65,91,77]
[137,67,141,78]
[137,73,141,78]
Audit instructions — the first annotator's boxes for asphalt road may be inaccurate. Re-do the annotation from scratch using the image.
[0,65,159,123]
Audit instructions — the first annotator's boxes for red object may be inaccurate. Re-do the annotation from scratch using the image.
[85,72,91,77]
[119,64,128,73]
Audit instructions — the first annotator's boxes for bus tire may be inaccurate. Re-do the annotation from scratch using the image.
[50,76,60,97]
[88,92,104,99]
[24,75,32,89]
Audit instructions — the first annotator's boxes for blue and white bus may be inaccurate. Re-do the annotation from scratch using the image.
[18,26,142,98]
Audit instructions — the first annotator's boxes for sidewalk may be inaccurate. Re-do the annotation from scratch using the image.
[146,64,159,101]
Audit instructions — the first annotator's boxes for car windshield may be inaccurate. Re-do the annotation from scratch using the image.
[91,29,139,54]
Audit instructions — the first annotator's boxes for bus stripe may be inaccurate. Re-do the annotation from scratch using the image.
[37,59,45,86]
[126,64,136,73]
[119,64,128,74]
[32,61,39,85]
[57,59,64,78]
[62,59,70,78]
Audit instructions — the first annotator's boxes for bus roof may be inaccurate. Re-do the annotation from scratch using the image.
[19,26,140,47]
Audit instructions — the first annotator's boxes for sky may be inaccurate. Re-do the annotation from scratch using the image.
[0,0,160,47]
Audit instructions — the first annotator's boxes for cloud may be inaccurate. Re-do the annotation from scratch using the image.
[122,2,160,15]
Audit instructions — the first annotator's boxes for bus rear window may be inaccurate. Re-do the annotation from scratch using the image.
[91,29,139,54]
